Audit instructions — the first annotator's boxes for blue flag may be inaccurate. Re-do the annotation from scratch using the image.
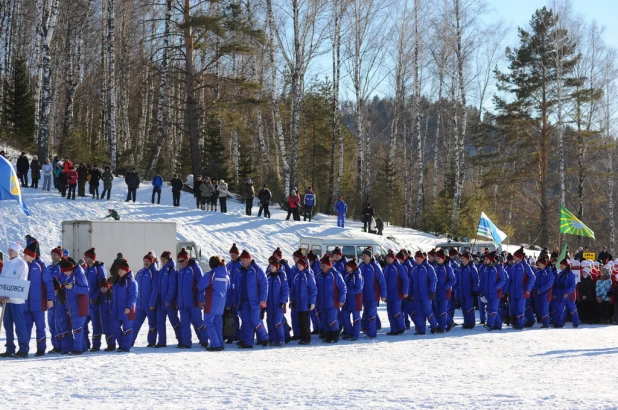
[477,212,507,245]
[0,156,31,216]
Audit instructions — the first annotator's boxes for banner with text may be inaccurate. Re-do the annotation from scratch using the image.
[0,276,30,299]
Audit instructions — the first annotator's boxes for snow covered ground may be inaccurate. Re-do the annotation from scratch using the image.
[0,172,616,409]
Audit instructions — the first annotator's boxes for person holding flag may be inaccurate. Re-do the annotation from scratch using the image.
[0,243,30,358]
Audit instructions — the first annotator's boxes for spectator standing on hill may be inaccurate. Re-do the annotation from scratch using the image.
[218,179,230,213]
[77,163,88,197]
[30,156,41,188]
[16,152,29,187]
[101,166,113,200]
[244,179,255,216]
[152,172,163,205]
[125,168,140,203]
[258,185,272,218]
[303,188,316,222]
[171,174,183,207]
[41,159,53,191]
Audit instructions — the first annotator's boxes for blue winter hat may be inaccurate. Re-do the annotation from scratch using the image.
[62,249,70,257]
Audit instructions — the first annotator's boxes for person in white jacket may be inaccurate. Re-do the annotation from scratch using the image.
[0,242,30,358]
[41,159,53,192]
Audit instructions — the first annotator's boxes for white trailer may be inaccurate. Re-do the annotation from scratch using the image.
[61,220,206,273]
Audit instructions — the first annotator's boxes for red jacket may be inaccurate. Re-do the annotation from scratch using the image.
[288,194,300,209]
[63,161,74,173]
[67,170,78,185]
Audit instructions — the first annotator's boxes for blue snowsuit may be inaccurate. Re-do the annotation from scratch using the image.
[382,261,409,333]
[359,259,386,337]
[342,268,363,339]
[455,262,479,327]
[508,260,536,328]
[316,268,347,334]
[153,259,181,345]
[478,264,487,322]
[479,263,507,329]
[265,270,289,344]
[47,262,61,350]
[63,266,89,352]
[334,199,347,227]
[99,283,115,348]
[401,259,416,328]
[534,266,555,327]
[133,265,158,346]
[24,258,54,353]
[236,261,269,346]
[198,266,229,348]
[447,259,460,326]
[553,268,580,326]
[110,272,138,351]
[433,262,457,330]
[290,268,318,312]
[409,261,438,333]
[83,262,106,349]
[309,261,321,331]
[177,260,208,347]
[263,260,292,341]
[226,259,243,340]
[497,264,511,330]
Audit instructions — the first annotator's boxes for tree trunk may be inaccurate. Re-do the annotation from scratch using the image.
[412,0,423,228]
[107,0,117,170]
[327,0,343,213]
[183,0,201,177]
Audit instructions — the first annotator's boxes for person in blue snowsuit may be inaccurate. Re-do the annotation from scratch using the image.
[409,251,438,334]
[500,255,514,326]
[82,247,107,352]
[382,250,409,335]
[197,256,230,351]
[479,253,507,331]
[270,247,292,342]
[236,250,269,348]
[334,196,347,228]
[397,251,415,329]
[225,243,242,343]
[331,247,348,333]
[455,252,478,329]
[553,258,580,328]
[153,250,181,347]
[341,258,363,341]
[132,252,159,347]
[307,250,321,333]
[52,275,73,354]
[508,247,536,329]
[290,257,318,345]
[359,248,386,338]
[286,249,305,340]
[22,241,54,356]
[59,258,89,355]
[110,259,138,352]
[447,249,460,327]
[46,246,63,353]
[477,260,488,324]
[316,255,347,343]
[433,249,457,332]
[524,257,537,327]
[264,256,290,346]
[151,171,163,204]
[533,256,555,328]
[98,277,115,351]
[176,248,209,348]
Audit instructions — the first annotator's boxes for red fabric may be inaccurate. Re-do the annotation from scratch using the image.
[397,276,404,300]
[546,288,553,302]
[128,306,136,320]
[355,293,363,311]
[67,170,78,185]
[77,294,89,317]
[63,161,73,172]
[41,284,48,311]
[288,195,300,209]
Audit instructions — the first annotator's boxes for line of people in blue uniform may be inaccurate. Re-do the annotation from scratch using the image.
[1,239,583,358]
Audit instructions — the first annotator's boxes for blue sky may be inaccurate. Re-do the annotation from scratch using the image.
[488,0,618,49]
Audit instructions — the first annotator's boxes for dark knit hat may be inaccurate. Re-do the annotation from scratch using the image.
[161,251,172,260]
[240,250,252,260]
[117,259,130,272]
[449,249,459,257]
[361,248,372,258]
[84,247,96,260]
[60,257,76,273]
[116,252,124,259]
[435,249,447,261]
[514,247,525,259]
[24,240,38,259]
[396,251,406,261]
[461,251,471,260]
[273,247,283,259]
[177,248,189,260]
[386,249,396,261]
[346,258,358,271]
[51,246,63,258]
[293,248,304,259]
[229,243,240,255]
[100,278,111,290]
[209,255,225,269]
[559,257,570,267]
[297,257,309,269]
[428,249,436,257]
[485,252,496,263]
[143,252,155,263]
[415,250,425,260]
[268,256,280,269]
[320,255,332,267]
[307,250,317,261]
[332,247,342,256]
[506,253,514,261]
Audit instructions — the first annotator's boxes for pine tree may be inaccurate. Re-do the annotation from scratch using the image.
[204,114,228,181]
[236,143,254,194]
[3,56,35,149]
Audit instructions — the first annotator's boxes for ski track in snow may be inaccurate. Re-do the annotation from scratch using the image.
[0,173,616,409]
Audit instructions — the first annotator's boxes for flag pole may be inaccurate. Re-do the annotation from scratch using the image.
[471,215,481,254]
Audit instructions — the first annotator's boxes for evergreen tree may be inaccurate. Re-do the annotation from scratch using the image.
[3,55,35,149]
[204,114,228,181]
[236,143,254,194]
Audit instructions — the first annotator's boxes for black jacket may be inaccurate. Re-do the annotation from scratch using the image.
[258,188,272,205]
[579,276,596,301]
[171,177,183,192]
[16,156,29,173]
[125,171,140,189]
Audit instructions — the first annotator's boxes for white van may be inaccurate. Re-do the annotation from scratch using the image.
[296,236,391,260]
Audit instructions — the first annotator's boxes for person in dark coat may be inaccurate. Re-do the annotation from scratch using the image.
[29,156,41,188]
[193,176,203,209]
[598,247,613,264]
[89,165,102,199]
[77,163,88,197]
[171,174,183,207]
[374,215,384,235]
[124,168,140,202]
[257,185,272,218]
[244,178,255,216]
[57,166,67,197]
[362,203,374,232]
[16,152,29,187]
[578,265,598,324]
[100,166,113,200]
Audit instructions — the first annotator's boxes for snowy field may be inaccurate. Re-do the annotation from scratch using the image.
[0,172,616,409]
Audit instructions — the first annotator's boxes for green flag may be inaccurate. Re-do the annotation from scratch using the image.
[560,206,595,239]
[557,241,568,262]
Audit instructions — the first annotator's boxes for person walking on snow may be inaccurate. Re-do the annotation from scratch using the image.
[236,250,269,349]
[132,253,159,348]
[153,251,182,347]
[258,185,272,218]
[286,189,301,221]
[334,196,347,228]
[0,243,30,357]
[125,168,140,203]
[83,248,108,352]
[197,256,229,351]
[244,179,255,216]
[151,172,163,204]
